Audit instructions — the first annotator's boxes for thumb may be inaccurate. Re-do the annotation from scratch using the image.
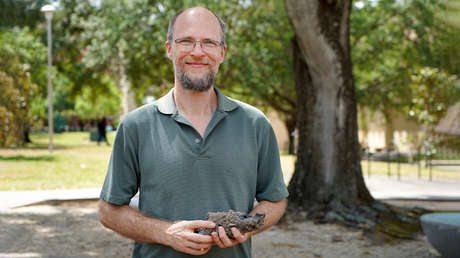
[189,220,216,229]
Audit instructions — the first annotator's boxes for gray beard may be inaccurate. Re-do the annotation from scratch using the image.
[178,70,215,92]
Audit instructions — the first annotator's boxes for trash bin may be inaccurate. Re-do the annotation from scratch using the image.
[421,212,460,258]
[89,128,99,142]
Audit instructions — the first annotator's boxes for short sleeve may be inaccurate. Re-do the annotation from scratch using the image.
[100,120,140,205]
[255,118,289,202]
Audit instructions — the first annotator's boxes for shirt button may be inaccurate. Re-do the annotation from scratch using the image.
[195,138,201,143]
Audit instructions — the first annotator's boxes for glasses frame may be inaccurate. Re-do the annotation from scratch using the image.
[174,38,224,53]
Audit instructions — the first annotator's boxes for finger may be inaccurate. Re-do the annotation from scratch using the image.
[231,227,247,243]
[199,247,211,255]
[182,246,208,256]
[185,240,213,250]
[212,232,225,248]
[200,247,211,252]
[218,226,234,247]
[188,232,215,244]
[198,247,211,255]
[187,245,212,256]
[188,220,216,229]
[175,241,212,256]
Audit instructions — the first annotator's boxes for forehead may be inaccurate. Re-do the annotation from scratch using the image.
[173,8,221,39]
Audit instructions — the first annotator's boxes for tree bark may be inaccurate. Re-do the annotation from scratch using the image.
[382,107,395,150]
[116,48,135,116]
[285,0,373,217]
[284,1,430,240]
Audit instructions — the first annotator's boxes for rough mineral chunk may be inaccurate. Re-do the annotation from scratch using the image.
[195,210,265,239]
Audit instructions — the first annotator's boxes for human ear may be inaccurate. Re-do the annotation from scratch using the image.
[218,45,227,64]
[165,41,172,59]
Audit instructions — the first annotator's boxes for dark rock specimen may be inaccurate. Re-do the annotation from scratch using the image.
[195,210,265,239]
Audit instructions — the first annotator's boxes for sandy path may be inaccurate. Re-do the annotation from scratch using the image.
[0,203,441,258]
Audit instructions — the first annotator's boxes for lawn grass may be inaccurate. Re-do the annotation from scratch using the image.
[360,160,460,180]
[0,133,458,191]
[0,132,114,190]
[280,155,460,181]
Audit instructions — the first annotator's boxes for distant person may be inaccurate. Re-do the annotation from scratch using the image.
[24,127,31,143]
[98,6,288,258]
[97,117,109,146]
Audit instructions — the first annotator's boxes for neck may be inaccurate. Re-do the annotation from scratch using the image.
[173,84,218,116]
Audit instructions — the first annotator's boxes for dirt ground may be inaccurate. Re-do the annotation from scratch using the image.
[0,200,450,258]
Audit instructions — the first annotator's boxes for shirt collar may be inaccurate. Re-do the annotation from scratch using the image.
[156,88,176,115]
[156,87,239,115]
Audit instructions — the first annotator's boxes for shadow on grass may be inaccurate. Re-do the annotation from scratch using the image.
[0,143,72,151]
[0,155,56,161]
[24,143,71,150]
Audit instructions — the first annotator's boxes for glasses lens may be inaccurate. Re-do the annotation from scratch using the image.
[176,39,221,53]
[202,40,220,52]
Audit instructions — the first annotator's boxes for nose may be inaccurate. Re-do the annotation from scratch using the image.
[190,41,206,56]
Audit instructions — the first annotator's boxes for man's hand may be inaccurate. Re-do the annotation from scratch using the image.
[165,220,216,256]
[211,226,249,248]
[211,199,287,249]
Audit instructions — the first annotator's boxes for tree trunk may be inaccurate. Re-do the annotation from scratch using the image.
[286,0,373,217]
[358,106,369,149]
[382,107,395,150]
[116,48,134,116]
[284,1,429,240]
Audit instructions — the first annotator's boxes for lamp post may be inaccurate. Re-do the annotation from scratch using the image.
[41,4,55,152]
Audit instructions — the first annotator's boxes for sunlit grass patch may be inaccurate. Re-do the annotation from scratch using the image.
[1,133,458,191]
[0,132,114,190]
[280,155,460,181]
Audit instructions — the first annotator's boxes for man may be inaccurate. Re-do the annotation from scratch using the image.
[98,6,288,258]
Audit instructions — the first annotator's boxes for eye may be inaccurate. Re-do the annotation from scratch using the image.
[203,40,219,48]
[178,39,194,45]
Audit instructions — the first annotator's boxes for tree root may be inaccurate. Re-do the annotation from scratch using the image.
[284,200,432,243]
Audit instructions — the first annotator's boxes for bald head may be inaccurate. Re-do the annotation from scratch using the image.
[167,7,226,45]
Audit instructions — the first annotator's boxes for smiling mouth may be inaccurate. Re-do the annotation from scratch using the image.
[185,62,208,67]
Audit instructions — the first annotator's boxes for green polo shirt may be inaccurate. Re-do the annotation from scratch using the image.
[100,87,288,258]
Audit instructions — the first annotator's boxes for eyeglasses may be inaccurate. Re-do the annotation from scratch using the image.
[174,38,223,53]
